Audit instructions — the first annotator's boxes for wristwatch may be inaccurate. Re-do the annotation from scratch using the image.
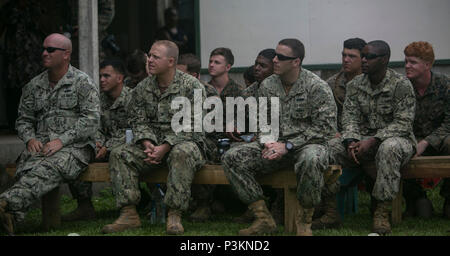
[285,141,294,151]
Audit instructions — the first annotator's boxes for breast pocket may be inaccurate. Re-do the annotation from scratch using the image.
[376,97,393,115]
[58,90,78,110]
[291,97,309,120]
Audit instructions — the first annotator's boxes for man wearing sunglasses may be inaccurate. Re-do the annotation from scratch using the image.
[222,38,338,236]
[402,41,450,220]
[328,40,416,235]
[0,33,100,235]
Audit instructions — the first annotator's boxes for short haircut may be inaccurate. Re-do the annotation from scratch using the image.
[178,53,201,74]
[126,49,147,74]
[343,38,367,54]
[210,47,234,66]
[258,48,276,60]
[153,40,179,63]
[100,58,126,75]
[404,41,435,65]
[368,40,391,60]
[278,38,305,62]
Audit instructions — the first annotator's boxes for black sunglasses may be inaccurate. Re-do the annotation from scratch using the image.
[43,47,66,53]
[275,53,299,61]
[362,53,386,60]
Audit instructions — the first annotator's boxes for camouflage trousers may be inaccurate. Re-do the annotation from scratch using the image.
[403,135,450,200]
[328,136,415,202]
[0,147,92,222]
[191,139,247,205]
[109,142,205,211]
[222,141,337,209]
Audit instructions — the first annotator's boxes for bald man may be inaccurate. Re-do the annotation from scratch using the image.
[0,33,100,235]
[102,40,207,235]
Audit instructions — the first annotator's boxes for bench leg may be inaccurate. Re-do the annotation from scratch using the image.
[284,186,298,233]
[391,181,403,226]
[41,186,61,231]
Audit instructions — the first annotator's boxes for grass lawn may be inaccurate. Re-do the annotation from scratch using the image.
[10,184,450,236]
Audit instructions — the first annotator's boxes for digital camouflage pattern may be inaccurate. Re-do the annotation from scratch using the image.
[413,72,450,149]
[242,81,262,99]
[0,66,100,222]
[96,86,132,150]
[258,69,338,149]
[404,72,450,200]
[109,70,206,211]
[329,68,417,201]
[342,69,417,148]
[326,70,350,132]
[70,85,132,200]
[222,68,338,208]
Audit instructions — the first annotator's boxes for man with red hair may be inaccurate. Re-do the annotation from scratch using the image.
[403,41,450,219]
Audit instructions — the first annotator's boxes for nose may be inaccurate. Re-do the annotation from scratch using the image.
[273,56,278,63]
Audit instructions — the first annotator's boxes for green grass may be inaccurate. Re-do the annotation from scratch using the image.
[10,185,450,236]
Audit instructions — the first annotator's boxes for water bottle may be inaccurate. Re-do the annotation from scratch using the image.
[156,184,166,224]
[149,184,166,224]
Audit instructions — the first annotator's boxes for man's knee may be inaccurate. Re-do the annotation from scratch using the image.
[295,145,328,171]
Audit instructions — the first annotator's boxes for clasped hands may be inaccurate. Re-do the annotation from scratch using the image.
[262,142,288,161]
[27,138,63,157]
[347,137,378,165]
[142,140,171,165]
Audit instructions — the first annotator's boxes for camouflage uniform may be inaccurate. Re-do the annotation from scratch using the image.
[222,69,338,208]
[69,86,132,200]
[328,69,417,202]
[0,66,100,222]
[327,70,350,132]
[404,72,450,200]
[108,70,206,211]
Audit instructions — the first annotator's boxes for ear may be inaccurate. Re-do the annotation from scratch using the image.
[293,58,302,68]
[117,74,124,83]
[225,64,232,72]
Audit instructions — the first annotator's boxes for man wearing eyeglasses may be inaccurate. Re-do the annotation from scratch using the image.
[0,33,100,235]
[328,40,416,235]
[402,41,450,220]
[222,38,337,236]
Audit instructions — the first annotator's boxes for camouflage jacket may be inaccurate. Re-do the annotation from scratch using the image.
[258,69,337,150]
[243,81,262,98]
[342,69,417,147]
[127,70,207,151]
[413,72,450,149]
[326,70,351,132]
[208,78,246,140]
[96,86,132,151]
[16,65,100,150]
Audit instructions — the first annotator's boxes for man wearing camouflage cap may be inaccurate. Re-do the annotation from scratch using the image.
[0,33,100,235]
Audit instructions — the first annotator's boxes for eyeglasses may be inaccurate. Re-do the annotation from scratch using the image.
[361,53,386,60]
[43,47,66,53]
[275,53,299,61]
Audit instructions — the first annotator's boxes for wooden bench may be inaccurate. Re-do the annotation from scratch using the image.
[5,156,450,232]
[5,163,341,233]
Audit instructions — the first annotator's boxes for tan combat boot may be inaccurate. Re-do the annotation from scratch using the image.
[62,198,96,222]
[101,205,141,234]
[0,200,15,236]
[238,200,277,236]
[296,202,314,236]
[167,209,184,235]
[372,200,392,235]
[312,196,342,230]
